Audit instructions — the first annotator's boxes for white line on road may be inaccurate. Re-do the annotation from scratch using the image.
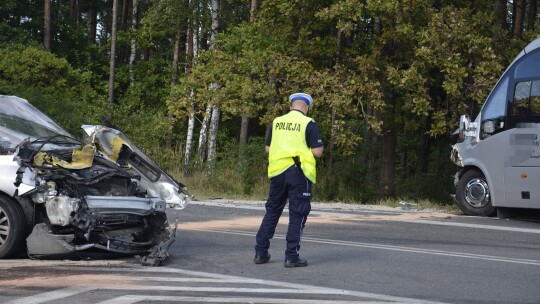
[72,266,446,304]
[97,295,392,304]
[5,286,96,304]
[83,285,359,293]
[190,201,540,234]
[412,219,540,234]
[190,228,540,266]
[2,266,447,304]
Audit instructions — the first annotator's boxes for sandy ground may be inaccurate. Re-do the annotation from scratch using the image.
[198,198,455,213]
[178,198,456,231]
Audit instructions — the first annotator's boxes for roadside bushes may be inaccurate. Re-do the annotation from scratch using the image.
[0,44,103,134]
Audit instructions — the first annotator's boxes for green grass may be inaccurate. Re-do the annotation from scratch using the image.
[149,141,458,212]
[170,168,269,201]
[169,167,460,213]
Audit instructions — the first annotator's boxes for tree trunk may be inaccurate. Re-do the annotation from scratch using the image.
[250,0,259,22]
[121,0,129,29]
[89,3,97,43]
[205,0,221,166]
[239,0,258,146]
[493,0,507,31]
[328,108,336,175]
[171,28,183,87]
[187,17,195,73]
[207,105,221,162]
[129,0,138,85]
[143,47,150,61]
[377,128,396,199]
[184,14,197,170]
[240,115,249,145]
[210,0,220,42]
[528,0,538,30]
[328,29,343,176]
[377,95,396,200]
[197,105,212,161]
[108,0,119,104]
[513,0,525,39]
[69,0,78,23]
[121,0,131,64]
[184,111,195,174]
[191,11,200,58]
[44,0,51,51]
[415,115,431,175]
[167,27,186,149]
[362,106,377,182]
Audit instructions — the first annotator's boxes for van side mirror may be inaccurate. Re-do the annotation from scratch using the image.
[458,115,470,141]
[482,120,495,134]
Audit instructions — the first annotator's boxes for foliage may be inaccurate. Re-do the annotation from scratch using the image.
[0,45,103,134]
[0,0,537,205]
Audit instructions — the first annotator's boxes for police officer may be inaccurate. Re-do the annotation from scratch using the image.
[254,92,323,268]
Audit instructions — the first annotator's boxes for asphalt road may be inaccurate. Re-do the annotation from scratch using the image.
[0,199,539,304]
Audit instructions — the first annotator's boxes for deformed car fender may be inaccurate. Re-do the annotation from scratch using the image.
[81,125,191,209]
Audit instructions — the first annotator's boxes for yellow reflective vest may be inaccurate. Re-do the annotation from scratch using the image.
[268,110,317,183]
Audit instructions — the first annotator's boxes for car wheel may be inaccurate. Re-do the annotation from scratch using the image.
[0,196,27,258]
[456,169,496,216]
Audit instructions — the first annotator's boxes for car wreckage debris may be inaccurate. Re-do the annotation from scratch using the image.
[0,95,191,266]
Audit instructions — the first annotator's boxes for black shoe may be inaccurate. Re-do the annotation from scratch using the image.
[254,254,271,264]
[284,258,308,268]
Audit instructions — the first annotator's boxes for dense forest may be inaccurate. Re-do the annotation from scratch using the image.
[0,0,537,204]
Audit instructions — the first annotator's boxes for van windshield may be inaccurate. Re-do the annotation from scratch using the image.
[481,76,508,139]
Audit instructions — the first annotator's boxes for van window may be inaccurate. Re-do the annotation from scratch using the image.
[481,76,508,139]
[515,50,540,79]
[511,80,540,119]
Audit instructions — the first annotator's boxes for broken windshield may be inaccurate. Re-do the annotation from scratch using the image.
[0,96,73,150]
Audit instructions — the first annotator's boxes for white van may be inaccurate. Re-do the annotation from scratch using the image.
[451,37,540,216]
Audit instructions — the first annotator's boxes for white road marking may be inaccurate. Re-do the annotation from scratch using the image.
[5,286,95,304]
[190,201,540,234]
[412,219,540,234]
[189,228,540,266]
[97,295,391,304]
[64,266,446,304]
[1,265,447,304]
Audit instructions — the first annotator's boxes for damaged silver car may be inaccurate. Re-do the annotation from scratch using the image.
[0,95,190,265]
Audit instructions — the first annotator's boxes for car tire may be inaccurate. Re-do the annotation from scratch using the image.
[0,196,27,258]
[456,169,496,216]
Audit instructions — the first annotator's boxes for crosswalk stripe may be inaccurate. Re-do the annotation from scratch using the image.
[2,266,448,304]
[5,286,95,304]
[63,266,446,304]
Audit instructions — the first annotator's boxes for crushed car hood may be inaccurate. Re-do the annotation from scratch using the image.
[81,125,189,209]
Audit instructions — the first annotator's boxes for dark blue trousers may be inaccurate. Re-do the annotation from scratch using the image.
[255,165,312,261]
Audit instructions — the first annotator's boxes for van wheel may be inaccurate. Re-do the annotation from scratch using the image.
[456,169,496,216]
[0,196,27,258]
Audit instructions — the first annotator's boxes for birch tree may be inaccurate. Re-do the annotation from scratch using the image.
[185,3,201,172]
[206,0,221,163]
[108,0,119,104]
[197,0,211,162]
[129,0,138,85]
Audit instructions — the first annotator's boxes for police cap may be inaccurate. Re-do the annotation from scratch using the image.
[289,93,313,106]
